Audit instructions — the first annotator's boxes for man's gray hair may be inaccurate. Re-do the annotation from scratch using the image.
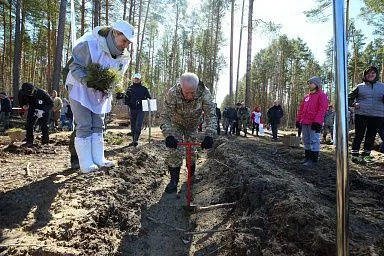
[180,72,199,88]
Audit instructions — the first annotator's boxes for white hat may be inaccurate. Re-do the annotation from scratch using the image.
[112,20,135,42]
[133,73,142,79]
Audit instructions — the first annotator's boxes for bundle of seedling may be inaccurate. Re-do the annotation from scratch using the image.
[85,63,120,94]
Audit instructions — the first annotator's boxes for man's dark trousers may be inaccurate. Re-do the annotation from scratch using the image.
[130,109,145,142]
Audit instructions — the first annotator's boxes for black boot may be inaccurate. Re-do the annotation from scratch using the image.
[302,150,311,164]
[165,166,181,193]
[70,153,80,169]
[311,151,319,164]
[303,151,319,168]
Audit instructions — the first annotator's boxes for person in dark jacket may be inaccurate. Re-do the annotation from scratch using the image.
[18,83,54,146]
[267,100,284,141]
[223,105,237,135]
[215,104,222,135]
[125,73,151,146]
[233,102,241,135]
[237,102,250,137]
[349,66,384,164]
[0,92,12,129]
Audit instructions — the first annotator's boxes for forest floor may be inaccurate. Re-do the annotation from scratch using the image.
[0,121,384,256]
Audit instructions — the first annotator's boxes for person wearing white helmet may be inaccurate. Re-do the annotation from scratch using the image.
[65,20,135,173]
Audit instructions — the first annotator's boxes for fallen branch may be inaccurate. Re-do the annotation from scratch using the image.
[147,216,186,232]
[0,243,50,247]
[185,228,233,235]
[193,202,237,212]
[213,159,232,169]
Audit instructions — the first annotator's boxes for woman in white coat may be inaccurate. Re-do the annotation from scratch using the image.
[66,20,134,173]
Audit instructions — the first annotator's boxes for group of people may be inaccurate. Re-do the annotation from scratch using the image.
[221,100,284,140]
[296,66,384,167]
[10,16,384,198]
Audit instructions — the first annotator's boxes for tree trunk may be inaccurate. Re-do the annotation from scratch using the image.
[128,0,136,79]
[81,0,85,35]
[345,0,349,37]
[93,0,100,27]
[235,0,245,104]
[138,0,151,71]
[210,0,220,95]
[1,2,6,89]
[170,1,179,88]
[123,0,127,20]
[135,0,143,72]
[229,0,234,105]
[21,1,26,81]
[12,0,22,106]
[245,0,254,107]
[52,0,68,93]
[129,0,135,23]
[47,2,52,92]
[105,0,109,25]
[8,0,13,88]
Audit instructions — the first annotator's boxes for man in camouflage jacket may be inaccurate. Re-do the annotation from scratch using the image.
[161,72,217,193]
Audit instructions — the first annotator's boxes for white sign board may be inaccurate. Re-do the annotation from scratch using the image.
[142,99,157,111]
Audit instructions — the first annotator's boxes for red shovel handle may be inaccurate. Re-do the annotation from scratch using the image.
[177,142,201,207]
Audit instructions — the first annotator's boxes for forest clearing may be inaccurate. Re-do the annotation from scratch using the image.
[1,0,384,255]
[1,124,383,256]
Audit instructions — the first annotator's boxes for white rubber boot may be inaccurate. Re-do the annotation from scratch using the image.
[91,133,115,168]
[74,136,99,173]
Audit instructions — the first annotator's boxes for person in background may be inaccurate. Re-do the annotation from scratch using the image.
[65,20,134,173]
[296,76,328,167]
[237,102,250,137]
[125,73,151,147]
[349,66,384,164]
[251,106,262,136]
[60,98,69,128]
[18,83,54,146]
[51,90,63,129]
[223,105,237,135]
[322,104,335,143]
[296,121,302,137]
[215,104,222,135]
[233,102,241,135]
[0,92,12,130]
[161,74,217,193]
[66,103,73,131]
[267,100,284,141]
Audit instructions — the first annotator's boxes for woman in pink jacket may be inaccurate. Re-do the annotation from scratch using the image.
[296,76,329,167]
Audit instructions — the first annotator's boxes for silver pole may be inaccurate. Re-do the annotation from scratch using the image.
[147,98,152,143]
[332,0,349,255]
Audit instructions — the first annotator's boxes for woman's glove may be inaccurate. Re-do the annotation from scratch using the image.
[295,121,301,129]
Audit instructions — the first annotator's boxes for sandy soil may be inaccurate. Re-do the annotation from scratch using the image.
[0,124,383,256]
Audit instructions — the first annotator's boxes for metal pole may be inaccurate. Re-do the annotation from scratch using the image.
[332,1,349,255]
[147,99,152,143]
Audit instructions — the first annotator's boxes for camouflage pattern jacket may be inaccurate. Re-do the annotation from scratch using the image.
[161,83,217,137]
